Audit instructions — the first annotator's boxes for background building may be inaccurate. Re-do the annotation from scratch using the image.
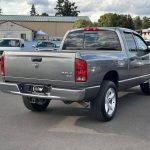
[136,28,150,40]
[142,28,150,40]
[0,21,33,41]
[0,15,89,41]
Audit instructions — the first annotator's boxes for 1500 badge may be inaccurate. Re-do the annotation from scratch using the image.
[61,72,73,77]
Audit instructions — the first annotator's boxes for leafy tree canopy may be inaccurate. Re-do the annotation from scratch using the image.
[73,19,93,28]
[0,8,2,15]
[98,13,135,29]
[55,0,80,16]
[41,12,49,16]
[133,16,142,30]
[142,17,150,29]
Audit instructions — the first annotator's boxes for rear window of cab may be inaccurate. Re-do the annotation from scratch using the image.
[62,30,122,51]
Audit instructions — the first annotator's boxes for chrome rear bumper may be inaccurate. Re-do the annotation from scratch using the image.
[0,82,100,101]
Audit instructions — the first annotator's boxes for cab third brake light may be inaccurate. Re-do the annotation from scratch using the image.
[84,27,99,31]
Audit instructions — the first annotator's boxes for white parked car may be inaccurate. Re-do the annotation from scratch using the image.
[0,38,24,60]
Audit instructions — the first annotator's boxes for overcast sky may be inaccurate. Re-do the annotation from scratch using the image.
[0,0,150,21]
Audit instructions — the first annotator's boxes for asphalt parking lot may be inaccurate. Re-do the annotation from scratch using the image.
[0,75,150,150]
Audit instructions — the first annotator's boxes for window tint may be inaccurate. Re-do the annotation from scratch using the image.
[63,30,121,51]
[146,41,150,46]
[63,30,84,50]
[134,35,147,51]
[37,42,47,47]
[47,42,55,48]
[0,39,20,47]
[124,33,136,52]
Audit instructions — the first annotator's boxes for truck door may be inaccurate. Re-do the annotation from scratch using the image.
[133,34,150,78]
[124,32,142,78]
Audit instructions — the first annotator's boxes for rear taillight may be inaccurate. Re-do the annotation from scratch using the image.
[75,58,87,82]
[84,27,99,31]
[1,53,5,76]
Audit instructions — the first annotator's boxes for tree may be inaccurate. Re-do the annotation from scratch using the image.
[93,22,99,27]
[133,16,142,30]
[126,15,135,29]
[143,17,150,29]
[55,0,64,16]
[55,0,80,16]
[0,8,2,15]
[30,4,36,16]
[73,19,93,28]
[98,13,118,27]
[41,12,49,16]
[98,13,135,29]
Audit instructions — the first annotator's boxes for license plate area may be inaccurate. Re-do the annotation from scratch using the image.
[19,84,51,94]
[33,85,50,94]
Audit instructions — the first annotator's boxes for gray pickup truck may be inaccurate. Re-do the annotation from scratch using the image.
[1,27,150,122]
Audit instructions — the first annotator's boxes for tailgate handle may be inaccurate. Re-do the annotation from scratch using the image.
[31,57,42,62]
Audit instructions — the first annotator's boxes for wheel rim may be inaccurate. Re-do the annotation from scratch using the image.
[105,88,116,117]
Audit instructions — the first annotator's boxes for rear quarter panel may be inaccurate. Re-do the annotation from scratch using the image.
[76,51,129,89]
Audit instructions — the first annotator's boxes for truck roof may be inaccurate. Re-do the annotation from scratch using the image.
[69,27,138,34]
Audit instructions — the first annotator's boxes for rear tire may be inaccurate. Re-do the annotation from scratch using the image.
[140,82,150,95]
[90,80,118,121]
[23,97,50,111]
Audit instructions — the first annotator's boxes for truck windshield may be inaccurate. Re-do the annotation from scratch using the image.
[62,30,121,51]
[0,39,20,47]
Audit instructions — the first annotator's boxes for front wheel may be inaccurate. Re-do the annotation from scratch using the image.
[23,97,50,111]
[91,80,118,121]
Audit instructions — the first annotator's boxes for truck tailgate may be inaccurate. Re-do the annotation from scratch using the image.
[4,51,76,87]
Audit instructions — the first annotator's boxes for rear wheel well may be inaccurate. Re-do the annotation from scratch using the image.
[103,71,119,87]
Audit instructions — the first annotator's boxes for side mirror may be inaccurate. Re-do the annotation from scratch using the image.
[32,45,35,48]
[145,48,150,53]
[21,44,24,47]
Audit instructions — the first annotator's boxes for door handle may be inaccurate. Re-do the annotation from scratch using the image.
[31,57,42,62]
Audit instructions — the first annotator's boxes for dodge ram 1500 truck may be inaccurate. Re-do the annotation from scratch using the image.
[0,27,150,122]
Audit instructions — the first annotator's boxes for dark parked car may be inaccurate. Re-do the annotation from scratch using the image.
[32,41,57,51]
[145,40,150,48]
